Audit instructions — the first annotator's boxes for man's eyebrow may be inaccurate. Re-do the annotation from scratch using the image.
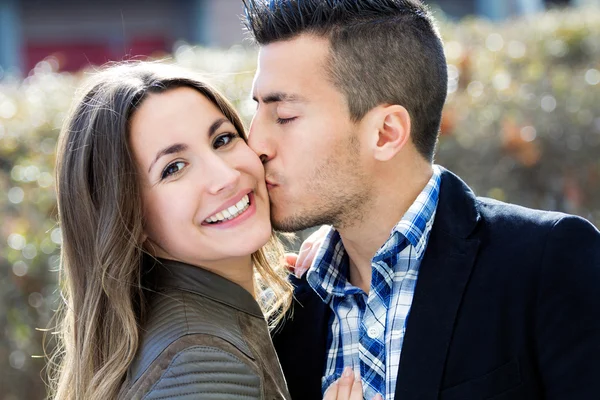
[252,92,306,104]
[147,118,230,173]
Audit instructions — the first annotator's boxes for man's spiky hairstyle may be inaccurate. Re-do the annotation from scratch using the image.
[242,0,448,161]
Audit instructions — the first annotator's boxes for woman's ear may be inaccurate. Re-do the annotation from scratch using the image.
[367,105,411,161]
[140,232,152,253]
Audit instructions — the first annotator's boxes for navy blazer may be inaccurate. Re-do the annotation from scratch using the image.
[272,168,600,400]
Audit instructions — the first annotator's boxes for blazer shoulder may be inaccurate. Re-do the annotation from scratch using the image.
[533,215,600,397]
[474,197,600,261]
[539,213,600,272]
[122,335,262,400]
[475,196,569,229]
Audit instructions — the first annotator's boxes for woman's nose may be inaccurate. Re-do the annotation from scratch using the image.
[205,157,242,196]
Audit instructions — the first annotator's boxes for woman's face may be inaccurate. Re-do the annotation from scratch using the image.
[130,86,271,269]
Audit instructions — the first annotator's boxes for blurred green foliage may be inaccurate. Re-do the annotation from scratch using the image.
[435,10,600,222]
[0,8,599,399]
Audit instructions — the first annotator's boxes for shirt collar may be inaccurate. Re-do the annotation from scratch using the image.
[306,229,355,303]
[379,165,441,260]
[307,165,442,302]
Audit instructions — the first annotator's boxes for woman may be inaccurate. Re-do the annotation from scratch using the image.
[47,62,293,399]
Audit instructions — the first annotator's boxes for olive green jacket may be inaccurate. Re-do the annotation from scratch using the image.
[119,258,291,400]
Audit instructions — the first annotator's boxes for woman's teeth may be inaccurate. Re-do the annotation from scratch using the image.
[205,194,250,224]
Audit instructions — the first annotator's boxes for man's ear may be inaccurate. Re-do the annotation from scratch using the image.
[367,105,411,161]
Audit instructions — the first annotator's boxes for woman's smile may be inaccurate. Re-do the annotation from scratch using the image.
[202,191,257,229]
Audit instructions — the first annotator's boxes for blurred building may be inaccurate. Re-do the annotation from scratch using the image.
[431,0,596,19]
[0,0,598,76]
[0,0,245,75]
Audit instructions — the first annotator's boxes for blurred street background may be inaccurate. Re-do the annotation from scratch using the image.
[1,0,599,398]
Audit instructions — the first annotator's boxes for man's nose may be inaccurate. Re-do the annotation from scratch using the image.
[248,117,275,164]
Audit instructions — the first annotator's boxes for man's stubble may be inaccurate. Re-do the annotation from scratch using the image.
[270,131,372,232]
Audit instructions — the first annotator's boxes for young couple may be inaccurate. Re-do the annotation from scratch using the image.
[48,1,600,399]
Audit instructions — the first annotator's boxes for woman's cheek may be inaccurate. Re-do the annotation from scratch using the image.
[242,147,266,179]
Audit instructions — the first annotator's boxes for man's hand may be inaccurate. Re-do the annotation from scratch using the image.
[323,367,383,400]
[285,225,330,278]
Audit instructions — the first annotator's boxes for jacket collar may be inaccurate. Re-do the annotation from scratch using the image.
[143,257,264,318]
[431,166,481,238]
[395,166,482,399]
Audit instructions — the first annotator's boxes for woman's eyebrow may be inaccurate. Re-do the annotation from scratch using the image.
[148,143,188,173]
[208,117,230,138]
[147,118,231,174]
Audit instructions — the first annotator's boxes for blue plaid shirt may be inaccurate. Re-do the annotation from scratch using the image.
[306,166,441,400]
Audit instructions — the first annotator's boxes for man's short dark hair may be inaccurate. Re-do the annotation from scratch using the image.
[242,0,448,161]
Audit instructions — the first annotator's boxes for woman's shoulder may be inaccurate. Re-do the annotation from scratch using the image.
[121,333,262,399]
[130,289,255,378]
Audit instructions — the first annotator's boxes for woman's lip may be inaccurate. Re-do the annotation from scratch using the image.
[205,190,252,221]
[201,192,257,228]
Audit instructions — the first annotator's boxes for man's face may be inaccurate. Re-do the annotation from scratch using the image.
[249,34,372,232]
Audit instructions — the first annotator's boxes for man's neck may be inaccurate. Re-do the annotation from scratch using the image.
[337,163,434,292]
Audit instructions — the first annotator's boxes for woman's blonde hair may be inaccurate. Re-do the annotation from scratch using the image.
[46,62,292,400]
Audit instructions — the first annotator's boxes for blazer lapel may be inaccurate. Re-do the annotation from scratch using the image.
[395,168,482,399]
[273,275,330,399]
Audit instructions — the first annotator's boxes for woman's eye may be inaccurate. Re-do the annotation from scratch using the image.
[213,132,240,149]
[277,117,297,125]
[161,161,186,180]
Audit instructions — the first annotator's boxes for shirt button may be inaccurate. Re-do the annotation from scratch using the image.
[367,326,381,339]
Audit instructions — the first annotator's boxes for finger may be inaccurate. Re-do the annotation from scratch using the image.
[296,243,313,264]
[299,237,315,253]
[314,224,331,237]
[371,394,384,400]
[284,253,298,269]
[295,237,327,277]
[295,225,331,274]
[304,226,325,244]
[302,225,329,249]
[295,244,319,277]
[335,367,355,399]
[295,266,308,279]
[322,380,338,400]
[294,248,313,278]
[349,372,363,400]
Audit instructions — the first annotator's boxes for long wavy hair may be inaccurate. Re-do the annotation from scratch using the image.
[46,62,293,400]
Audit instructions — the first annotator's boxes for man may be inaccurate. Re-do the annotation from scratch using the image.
[242,1,600,399]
